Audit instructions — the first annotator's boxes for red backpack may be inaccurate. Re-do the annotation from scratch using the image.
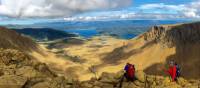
[127,64,135,78]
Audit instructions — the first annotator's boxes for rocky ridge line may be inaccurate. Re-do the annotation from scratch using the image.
[144,22,200,47]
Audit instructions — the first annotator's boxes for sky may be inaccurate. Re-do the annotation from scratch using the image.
[0,0,199,24]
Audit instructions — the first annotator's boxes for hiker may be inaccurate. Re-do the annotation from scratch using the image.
[165,61,177,81]
[119,63,136,88]
[175,62,181,78]
[124,63,136,81]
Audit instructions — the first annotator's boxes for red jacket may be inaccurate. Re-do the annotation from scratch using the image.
[127,65,135,78]
[166,65,177,81]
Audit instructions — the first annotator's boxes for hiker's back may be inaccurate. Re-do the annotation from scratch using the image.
[127,64,135,78]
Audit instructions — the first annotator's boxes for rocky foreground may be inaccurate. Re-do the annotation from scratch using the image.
[0,48,199,88]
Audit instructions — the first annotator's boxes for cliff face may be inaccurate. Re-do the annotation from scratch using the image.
[143,22,200,79]
[0,27,38,52]
[144,22,200,47]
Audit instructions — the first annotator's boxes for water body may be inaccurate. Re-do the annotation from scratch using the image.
[33,20,193,39]
[4,20,193,39]
[121,34,137,39]
[65,29,137,39]
[65,29,98,38]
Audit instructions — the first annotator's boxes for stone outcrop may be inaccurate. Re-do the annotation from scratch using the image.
[143,22,200,79]
[0,49,74,88]
[80,71,200,88]
[144,22,200,47]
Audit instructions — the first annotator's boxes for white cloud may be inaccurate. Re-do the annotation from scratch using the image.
[139,0,200,19]
[0,0,132,18]
[64,0,200,21]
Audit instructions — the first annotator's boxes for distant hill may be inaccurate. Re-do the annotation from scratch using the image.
[13,28,77,41]
[0,27,38,52]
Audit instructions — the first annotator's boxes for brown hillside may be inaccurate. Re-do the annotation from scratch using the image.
[52,22,200,81]
[0,49,74,88]
[143,22,200,79]
[0,27,38,52]
[94,22,200,80]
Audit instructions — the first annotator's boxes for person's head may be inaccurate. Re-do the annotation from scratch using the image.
[169,61,174,66]
[126,63,130,65]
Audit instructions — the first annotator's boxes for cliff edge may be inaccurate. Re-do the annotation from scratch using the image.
[143,22,200,79]
[144,22,200,47]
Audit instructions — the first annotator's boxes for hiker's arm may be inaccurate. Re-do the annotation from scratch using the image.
[124,65,128,71]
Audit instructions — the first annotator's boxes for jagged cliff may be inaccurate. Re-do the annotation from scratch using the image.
[142,22,200,79]
[97,22,200,80]
[144,22,200,47]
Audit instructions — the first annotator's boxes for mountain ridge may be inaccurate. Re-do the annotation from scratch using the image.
[143,22,200,79]
[13,28,77,41]
[0,27,38,52]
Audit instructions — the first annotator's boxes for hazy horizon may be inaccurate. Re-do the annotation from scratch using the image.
[0,0,199,25]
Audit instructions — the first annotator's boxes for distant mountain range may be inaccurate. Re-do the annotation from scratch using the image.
[4,20,193,39]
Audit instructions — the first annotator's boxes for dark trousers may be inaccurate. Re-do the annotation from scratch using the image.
[119,73,136,88]
[124,73,136,82]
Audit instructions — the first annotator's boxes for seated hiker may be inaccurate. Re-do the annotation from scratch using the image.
[124,63,136,81]
[165,61,178,81]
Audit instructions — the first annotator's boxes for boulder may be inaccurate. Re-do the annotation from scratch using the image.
[0,75,27,88]
[101,83,114,88]
[134,80,145,87]
[121,82,138,88]
[135,70,146,82]
[99,72,116,83]
[34,63,56,77]
[162,77,171,86]
[93,81,103,87]
[31,82,51,88]
[16,66,43,78]
[81,82,93,88]
[177,77,188,86]
[93,86,101,88]
[114,70,124,79]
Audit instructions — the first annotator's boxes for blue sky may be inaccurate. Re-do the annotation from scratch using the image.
[133,0,191,6]
[0,0,199,25]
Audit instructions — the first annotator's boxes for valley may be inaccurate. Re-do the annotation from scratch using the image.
[0,21,200,88]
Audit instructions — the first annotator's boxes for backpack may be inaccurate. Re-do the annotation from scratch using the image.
[127,64,135,78]
[176,64,181,77]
